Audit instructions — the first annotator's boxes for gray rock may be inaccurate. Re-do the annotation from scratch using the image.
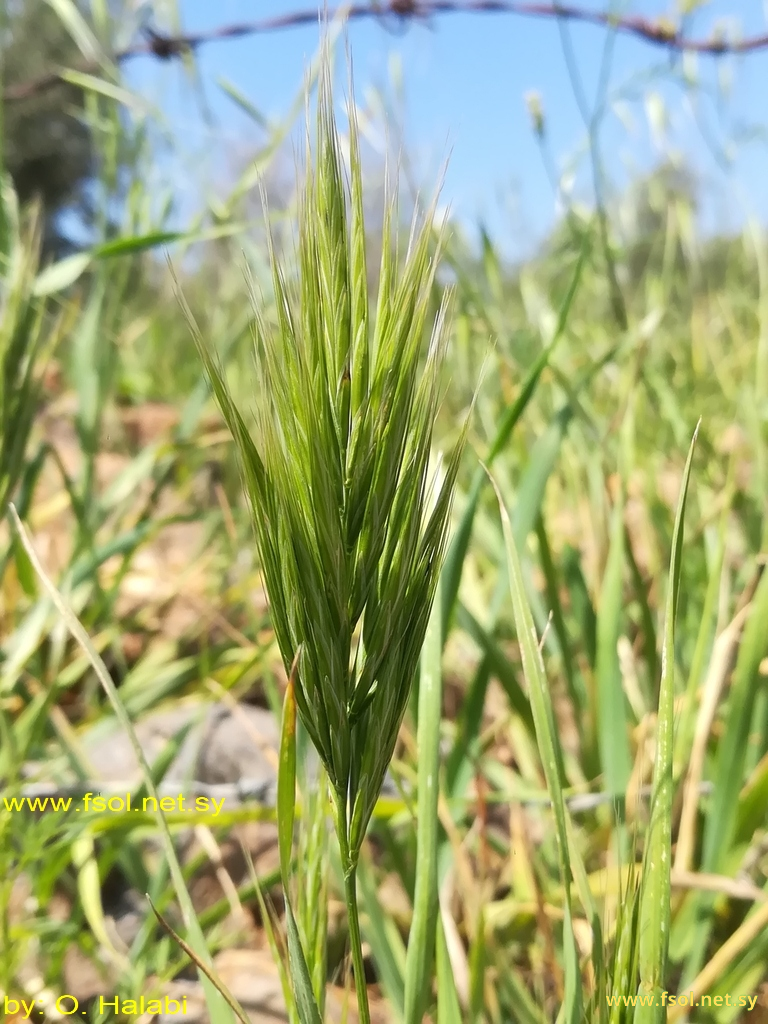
[159,981,208,1024]
[158,948,391,1023]
[105,887,147,950]
[197,704,279,786]
[81,701,279,794]
[23,698,400,809]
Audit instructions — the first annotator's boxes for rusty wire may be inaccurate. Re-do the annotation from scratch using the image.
[4,1,767,103]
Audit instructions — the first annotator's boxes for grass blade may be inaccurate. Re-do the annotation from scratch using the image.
[436,913,462,1024]
[468,908,486,1023]
[357,852,406,1019]
[43,0,105,65]
[8,505,237,1024]
[595,474,631,800]
[635,421,700,1022]
[536,514,583,724]
[488,471,583,1024]
[682,564,768,984]
[702,563,768,871]
[278,652,300,887]
[278,650,323,1024]
[404,589,443,1024]
[285,899,324,1024]
[455,602,533,728]
[440,236,590,637]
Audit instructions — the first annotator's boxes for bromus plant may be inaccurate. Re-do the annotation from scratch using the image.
[5,2,768,1020]
[184,53,468,1023]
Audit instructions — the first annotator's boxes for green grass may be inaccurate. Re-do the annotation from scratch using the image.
[1,7,768,1024]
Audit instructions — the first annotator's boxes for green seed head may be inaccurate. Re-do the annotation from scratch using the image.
[190,52,466,857]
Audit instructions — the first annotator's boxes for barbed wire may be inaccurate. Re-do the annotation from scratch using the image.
[5,1,768,103]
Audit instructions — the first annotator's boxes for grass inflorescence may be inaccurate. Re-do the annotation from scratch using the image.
[184,52,468,1022]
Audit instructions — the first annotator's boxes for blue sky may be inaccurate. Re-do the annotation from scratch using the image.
[124,0,768,257]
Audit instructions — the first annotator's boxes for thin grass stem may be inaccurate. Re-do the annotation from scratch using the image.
[333,788,372,1024]
[344,862,371,1024]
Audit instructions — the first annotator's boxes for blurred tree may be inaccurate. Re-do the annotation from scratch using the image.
[618,162,698,284]
[1,0,96,255]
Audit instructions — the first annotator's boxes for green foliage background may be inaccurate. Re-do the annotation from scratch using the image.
[1,3,767,1023]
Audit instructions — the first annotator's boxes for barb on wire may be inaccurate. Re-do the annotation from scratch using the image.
[4,1,768,103]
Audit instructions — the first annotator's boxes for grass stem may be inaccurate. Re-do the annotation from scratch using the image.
[333,787,371,1024]
[344,860,371,1024]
